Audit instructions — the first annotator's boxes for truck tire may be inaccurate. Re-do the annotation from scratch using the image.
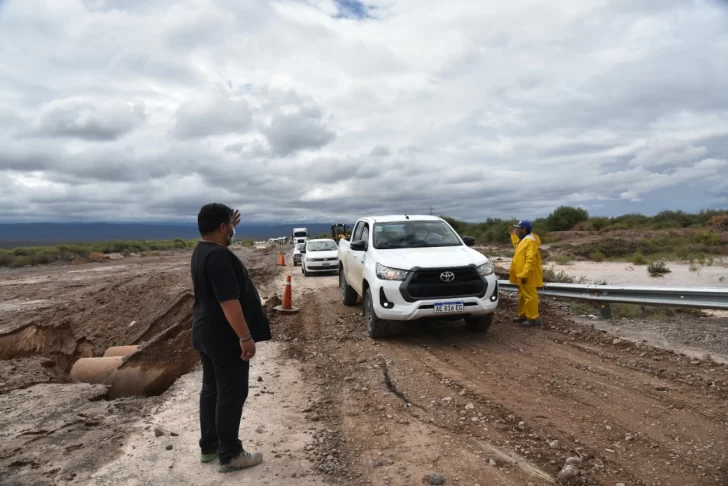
[364,288,390,339]
[339,271,357,306]
[465,314,493,333]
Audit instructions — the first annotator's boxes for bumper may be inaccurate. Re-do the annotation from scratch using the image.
[371,275,498,321]
[304,261,338,272]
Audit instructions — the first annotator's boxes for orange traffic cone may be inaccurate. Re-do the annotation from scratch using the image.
[277,252,286,266]
[273,274,299,313]
[282,275,293,308]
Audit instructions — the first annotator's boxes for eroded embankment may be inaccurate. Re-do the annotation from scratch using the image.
[0,246,281,397]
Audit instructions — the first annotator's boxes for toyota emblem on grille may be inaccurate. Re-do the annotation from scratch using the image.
[440,271,455,282]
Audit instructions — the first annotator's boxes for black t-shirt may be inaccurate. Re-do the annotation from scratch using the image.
[191,241,271,356]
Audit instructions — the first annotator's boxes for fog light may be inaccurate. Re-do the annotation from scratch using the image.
[379,287,394,309]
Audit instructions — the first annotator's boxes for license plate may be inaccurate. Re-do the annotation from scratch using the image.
[434,302,464,313]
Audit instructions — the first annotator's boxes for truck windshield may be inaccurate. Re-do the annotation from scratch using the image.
[307,241,338,251]
[294,231,307,237]
[373,221,462,249]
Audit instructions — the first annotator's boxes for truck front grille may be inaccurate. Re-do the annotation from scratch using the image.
[400,266,486,302]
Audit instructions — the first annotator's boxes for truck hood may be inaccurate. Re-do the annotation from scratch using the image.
[374,246,487,270]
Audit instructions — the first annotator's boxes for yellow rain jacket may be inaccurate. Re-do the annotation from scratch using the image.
[509,233,543,287]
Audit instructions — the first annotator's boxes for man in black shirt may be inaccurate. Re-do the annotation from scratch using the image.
[191,203,271,473]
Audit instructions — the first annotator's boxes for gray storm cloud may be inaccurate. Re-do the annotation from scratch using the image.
[0,0,726,223]
[31,98,146,141]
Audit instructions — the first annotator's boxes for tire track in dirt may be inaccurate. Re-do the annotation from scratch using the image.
[278,276,728,485]
[393,332,719,485]
[424,326,728,425]
[276,282,560,485]
[403,318,728,484]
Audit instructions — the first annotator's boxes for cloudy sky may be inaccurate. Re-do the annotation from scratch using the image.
[1,0,727,224]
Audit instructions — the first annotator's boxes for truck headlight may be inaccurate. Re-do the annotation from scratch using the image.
[476,261,494,276]
[376,262,409,281]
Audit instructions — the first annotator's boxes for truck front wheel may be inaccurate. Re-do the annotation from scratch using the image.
[465,314,493,333]
[339,271,357,306]
[364,288,390,339]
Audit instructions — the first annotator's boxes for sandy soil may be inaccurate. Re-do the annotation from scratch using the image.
[486,258,728,288]
[0,381,145,485]
[576,316,728,365]
[549,261,728,288]
[89,341,326,486]
[0,246,317,485]
[2,246,728,486]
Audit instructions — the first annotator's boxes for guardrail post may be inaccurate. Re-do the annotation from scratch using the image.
[599,302,612,320]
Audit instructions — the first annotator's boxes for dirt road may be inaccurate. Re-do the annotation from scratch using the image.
[277,268,728,486]
[2,248,728,485]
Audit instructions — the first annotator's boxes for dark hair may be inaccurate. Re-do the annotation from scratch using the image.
[197,203,233,235]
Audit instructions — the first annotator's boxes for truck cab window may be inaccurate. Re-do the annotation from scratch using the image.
[361,224,370,243]
[353,222,364,241]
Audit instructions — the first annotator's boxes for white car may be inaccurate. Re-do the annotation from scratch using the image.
[293,243,305,266]
[337,215,498,338]
[301,239,339,276]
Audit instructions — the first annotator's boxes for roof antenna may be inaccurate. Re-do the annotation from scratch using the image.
[404,214,409,219]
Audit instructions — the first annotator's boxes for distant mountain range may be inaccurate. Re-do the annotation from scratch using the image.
[0,223,352,248]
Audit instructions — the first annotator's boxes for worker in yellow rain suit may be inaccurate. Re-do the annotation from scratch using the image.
[509,220,543,327]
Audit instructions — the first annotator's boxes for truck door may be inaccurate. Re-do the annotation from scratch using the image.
[347,222,369,294]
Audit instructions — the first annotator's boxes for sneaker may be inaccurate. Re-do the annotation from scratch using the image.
[512,315,527,323]
[200,450,219,463]
[521,319,540,327]
[218,450,264,473]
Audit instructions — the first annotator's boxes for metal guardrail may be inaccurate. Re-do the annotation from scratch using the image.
[497,280,728,318]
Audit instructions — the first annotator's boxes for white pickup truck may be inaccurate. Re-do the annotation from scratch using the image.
[337,215,499,338]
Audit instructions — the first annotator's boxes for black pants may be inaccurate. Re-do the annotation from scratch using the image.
[199,351,250,464]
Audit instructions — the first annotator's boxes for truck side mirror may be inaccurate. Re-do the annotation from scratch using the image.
[462,236,476,247]
[350,240,368,251]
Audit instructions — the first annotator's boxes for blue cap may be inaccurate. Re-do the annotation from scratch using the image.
[515,220,532,230]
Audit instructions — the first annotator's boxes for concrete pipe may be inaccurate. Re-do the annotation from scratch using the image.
[102,345,139,358]
[69,356,123,385]
[107,366,167,399]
